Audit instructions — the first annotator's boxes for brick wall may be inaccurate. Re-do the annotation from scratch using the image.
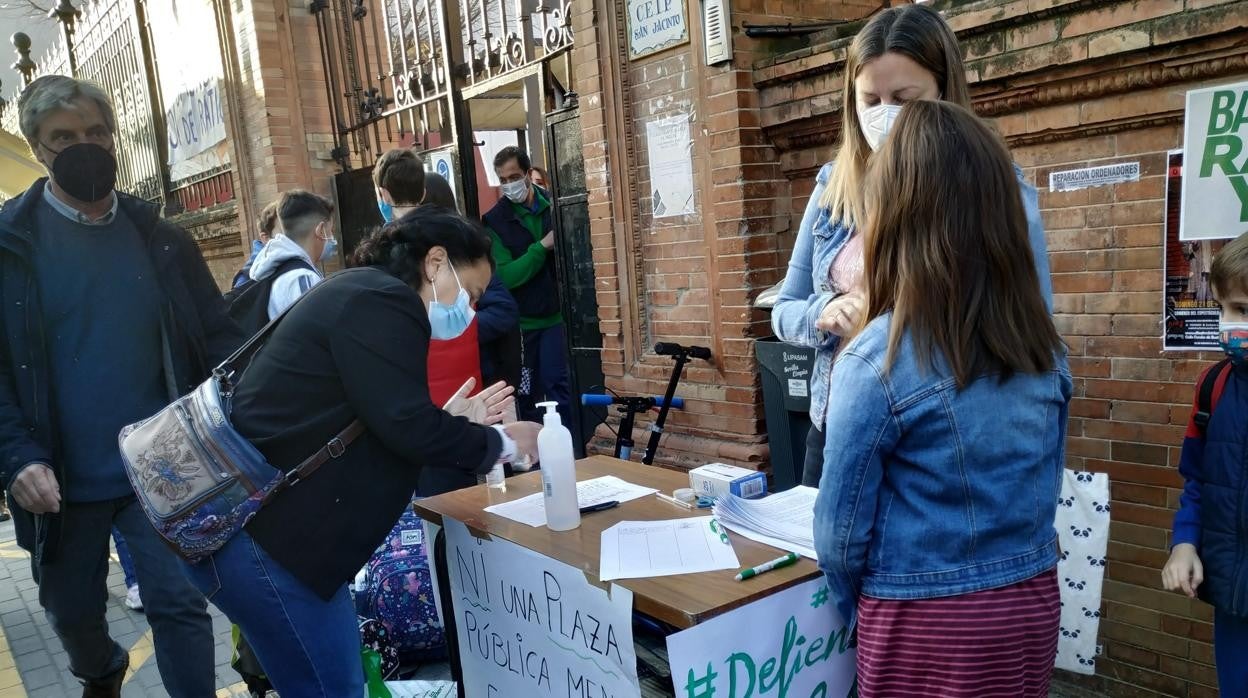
[221,0,338,228]
[755,0,1248,694]
[579,0,890,469]
[170,202,245,289]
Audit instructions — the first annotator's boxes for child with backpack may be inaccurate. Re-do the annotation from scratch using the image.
[1163,232,1248,698]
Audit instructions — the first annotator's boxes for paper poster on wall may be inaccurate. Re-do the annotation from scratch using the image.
[666,576,857,698]
[1164,150,1232,351]
[1049,162,1139,193]
[646,114,695,219]
[627,0,690,59]
[1179,80,1248,240]
[146,0,230,182]
[444,519,641,698]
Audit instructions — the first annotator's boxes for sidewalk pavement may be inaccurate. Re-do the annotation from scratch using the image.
[0,517,252,698]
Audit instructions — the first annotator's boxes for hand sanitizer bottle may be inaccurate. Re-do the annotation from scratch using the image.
[537,401,580,531]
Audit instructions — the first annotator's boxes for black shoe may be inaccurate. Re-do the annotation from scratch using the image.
[81,653,129,698]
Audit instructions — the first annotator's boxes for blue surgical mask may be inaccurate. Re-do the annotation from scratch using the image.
[429,264,476,340]
[378,199,394,223]
[320,235,338,262]
[1219,321,1248,367]
[251,239,264,255]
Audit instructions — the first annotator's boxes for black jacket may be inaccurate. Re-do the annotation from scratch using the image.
[477,274,522,389]
[0,178,244,564]
[236,266,503,599]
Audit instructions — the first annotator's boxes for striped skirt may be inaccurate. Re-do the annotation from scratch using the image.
[855,568,1060,698]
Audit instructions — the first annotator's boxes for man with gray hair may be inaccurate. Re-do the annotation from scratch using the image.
[0,75,238,696]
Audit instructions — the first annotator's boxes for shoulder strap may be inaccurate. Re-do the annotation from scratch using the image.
[1194,358,1232,438]
[263,419,366,502]
[214,266,322,394]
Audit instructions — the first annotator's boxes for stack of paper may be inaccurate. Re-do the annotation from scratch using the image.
[713,486,818,559]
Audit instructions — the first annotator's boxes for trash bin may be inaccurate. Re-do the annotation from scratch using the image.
[754,337,816,492]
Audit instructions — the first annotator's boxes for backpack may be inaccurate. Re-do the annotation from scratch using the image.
[224,257,315,337]
[354,507,447,663]
[1193,358,1233,439]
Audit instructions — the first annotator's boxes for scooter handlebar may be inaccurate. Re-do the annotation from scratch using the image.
[581,394,684,409]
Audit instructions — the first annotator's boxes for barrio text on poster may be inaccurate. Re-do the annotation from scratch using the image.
[444,519,641,698]
[1180,80,1248,240]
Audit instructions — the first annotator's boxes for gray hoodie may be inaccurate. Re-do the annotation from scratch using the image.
[249,234,322,321]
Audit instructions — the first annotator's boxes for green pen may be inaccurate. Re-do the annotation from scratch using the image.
[734,552,799,581]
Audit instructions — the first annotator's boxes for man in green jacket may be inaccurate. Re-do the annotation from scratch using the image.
[482,146,570,423]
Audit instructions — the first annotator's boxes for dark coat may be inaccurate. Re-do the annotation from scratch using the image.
[482,194,560,319]
[0,178,244,565]
[477,274,522,389]
[1177,364,1248,615]
[235,266,502,599]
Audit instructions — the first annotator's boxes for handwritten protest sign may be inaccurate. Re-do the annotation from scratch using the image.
[666,577,856,698]
[444,519,641,698]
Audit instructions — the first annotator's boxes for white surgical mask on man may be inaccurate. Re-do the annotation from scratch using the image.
[857,103,903,151]
[500,178,529,204]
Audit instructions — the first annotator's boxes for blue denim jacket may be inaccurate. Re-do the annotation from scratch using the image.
[813,314,1072,629]
[771,162,1054,426]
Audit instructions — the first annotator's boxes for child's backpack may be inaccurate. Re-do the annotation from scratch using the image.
[354,507,447,664]
[1193,358,1233,438]
[223,257,314,337]
[358,616,401,679]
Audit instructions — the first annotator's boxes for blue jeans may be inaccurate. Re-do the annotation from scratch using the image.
[181,530,363,696]
[36,497,214,694]
[1216,609,1248,698]
[111,527,137,588]
[520,323,572,424]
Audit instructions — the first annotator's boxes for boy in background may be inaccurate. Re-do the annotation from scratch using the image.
[1163,231,1248,698]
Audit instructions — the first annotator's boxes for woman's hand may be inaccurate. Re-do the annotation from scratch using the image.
[815,292,866,337]
[503,422,541,465]
[1161,543,1204,598]
[443,378,516,425]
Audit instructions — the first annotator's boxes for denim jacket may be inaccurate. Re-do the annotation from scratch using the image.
[771,162,1054,426]
[813,314,1072,629]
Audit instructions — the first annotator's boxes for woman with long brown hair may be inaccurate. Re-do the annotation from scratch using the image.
[813,100,1071,696]
[771,4,1052,488]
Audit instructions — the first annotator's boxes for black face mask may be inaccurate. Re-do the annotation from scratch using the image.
[42,142,117,203]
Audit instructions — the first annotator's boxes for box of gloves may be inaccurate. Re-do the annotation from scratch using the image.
[690,463,768,500]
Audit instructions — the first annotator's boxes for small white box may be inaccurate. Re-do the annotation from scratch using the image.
[690,463,768,500]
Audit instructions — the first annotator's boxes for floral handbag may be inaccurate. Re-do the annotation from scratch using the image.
[118,291,362,562]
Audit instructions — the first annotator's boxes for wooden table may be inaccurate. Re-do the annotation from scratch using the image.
[413,455,820,629]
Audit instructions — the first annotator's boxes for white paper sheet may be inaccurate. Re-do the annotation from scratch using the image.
[484,476,658,527]
[712,485,818,558]
[717,521,817,560]
[599,516,740,581]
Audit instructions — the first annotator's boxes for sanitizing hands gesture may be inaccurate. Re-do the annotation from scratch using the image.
[443,378,515,425]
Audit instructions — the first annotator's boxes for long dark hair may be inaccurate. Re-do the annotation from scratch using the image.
[860,100,1061,387]
[822,4,971,227]
[351,206,493,288]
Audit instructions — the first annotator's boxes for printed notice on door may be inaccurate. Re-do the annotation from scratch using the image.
[444,519,641,698]
[646,114,696,219]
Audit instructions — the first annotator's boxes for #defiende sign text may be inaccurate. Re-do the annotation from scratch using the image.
[1180,80,1248,241]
